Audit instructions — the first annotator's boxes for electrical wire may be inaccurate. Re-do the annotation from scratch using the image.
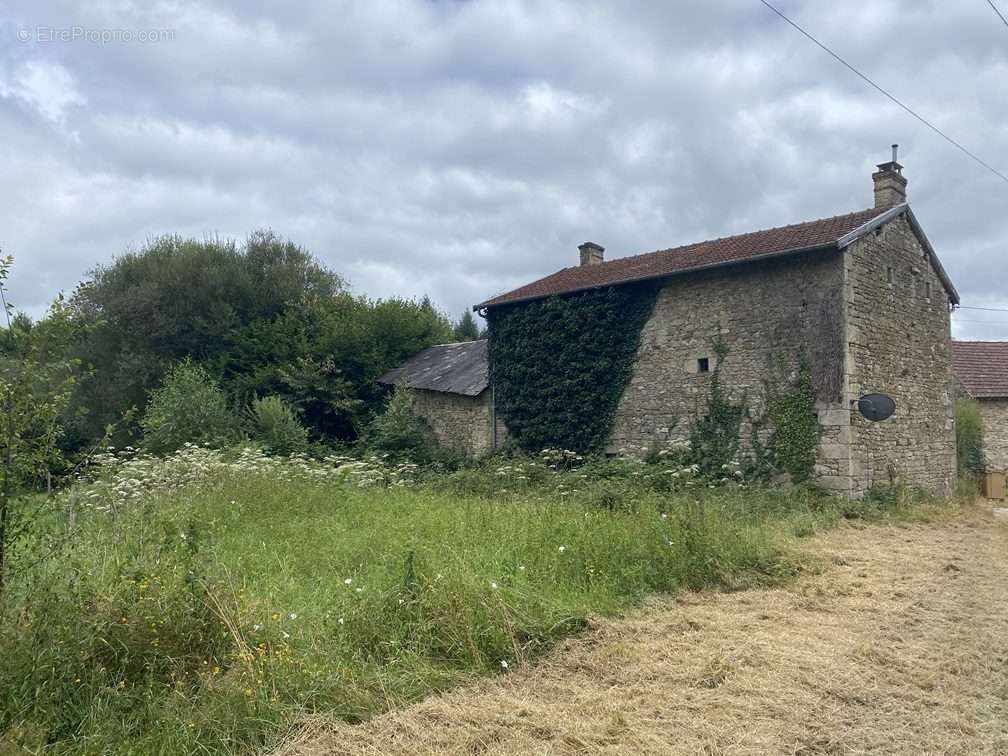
[758,0,1008,184]
[957,305,1008,312]
[987,0,1008,29]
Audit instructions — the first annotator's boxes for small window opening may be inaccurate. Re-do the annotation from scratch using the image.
[925,281,932,300]
[886,266,894,284]
[697,357,710,373]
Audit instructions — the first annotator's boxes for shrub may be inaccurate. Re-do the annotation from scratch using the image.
[141,359,237,454]
[365,387,437,461]
[955,398,984,477]
[247,396,309,455]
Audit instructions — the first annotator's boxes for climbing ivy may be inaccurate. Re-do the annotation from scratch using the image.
[765,365,819,482]
[486,283,659,453]
[689,341,745,478]
[690,347,819,483]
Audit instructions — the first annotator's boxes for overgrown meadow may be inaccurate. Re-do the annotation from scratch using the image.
[0,445,908,756]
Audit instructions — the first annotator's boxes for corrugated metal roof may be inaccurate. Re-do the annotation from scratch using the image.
[952,341,1008,399]
[378,340,488,397]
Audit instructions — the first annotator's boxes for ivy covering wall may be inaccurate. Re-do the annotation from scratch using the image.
[486,283,659,453]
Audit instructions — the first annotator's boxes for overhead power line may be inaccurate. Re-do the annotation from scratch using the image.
[758,0,1008,185]
[987,0,1008,29]
[957,305,1008,312]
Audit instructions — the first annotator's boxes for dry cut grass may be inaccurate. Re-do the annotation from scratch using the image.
[275,503,1008,756]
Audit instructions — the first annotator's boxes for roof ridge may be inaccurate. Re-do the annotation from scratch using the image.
[431,339,487,347]
[600,207,887,270]
[475,204,937,310]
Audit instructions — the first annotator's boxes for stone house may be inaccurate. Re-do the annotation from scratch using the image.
[378,340,507,456]
[952,341,1008,471]
[384,155,960,495]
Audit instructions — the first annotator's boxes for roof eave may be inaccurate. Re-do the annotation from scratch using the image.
[474,241,841,311]
[837,203,960,305]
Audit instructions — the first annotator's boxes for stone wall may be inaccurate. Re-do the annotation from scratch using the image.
[979,398,1008,471]
[409,388,493,456]
[607,250,849,484]
[843,214,956,496]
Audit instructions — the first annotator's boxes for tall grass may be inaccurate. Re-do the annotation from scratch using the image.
[0,449,884,754]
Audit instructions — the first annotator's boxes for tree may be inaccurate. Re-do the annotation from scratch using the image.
[452,310,481,342]
[64,232,453,446]
[0,256,79,587]
[67,231,344,444]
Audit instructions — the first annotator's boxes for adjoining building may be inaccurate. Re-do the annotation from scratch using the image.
[952,341,1008,471]
[383,153,960,496]
[378,339,507,456]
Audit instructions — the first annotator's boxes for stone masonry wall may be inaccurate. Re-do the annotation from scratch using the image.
[409,388,493,456]
[844,214,956,496]
[608,250,849,486]
[979,399,1008,471]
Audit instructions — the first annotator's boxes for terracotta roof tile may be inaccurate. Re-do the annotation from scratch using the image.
[477,206,888,308]
[952,341,1008,399]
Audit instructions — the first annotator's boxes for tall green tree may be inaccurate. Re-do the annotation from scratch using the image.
[452,310,481,341]
[65,232,451,445]
[0,256,79,586]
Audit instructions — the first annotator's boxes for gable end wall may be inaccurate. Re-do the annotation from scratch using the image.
[843,214,956,495]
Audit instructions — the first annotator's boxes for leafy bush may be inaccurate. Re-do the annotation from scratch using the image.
[955,398,984,476]
[365,388,437,461]
[141,359,237,454]
[246,395,309,455]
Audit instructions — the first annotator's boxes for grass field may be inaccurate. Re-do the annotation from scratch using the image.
[0,448,914,755]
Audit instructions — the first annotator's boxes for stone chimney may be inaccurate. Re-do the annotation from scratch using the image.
[872,144,907,208]
[578,241,604,266]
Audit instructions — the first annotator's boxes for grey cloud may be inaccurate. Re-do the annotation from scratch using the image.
[0,0,1006,341]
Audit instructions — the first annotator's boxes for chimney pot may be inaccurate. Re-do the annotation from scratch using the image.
[578,241,604,266]
[872,147,907,208]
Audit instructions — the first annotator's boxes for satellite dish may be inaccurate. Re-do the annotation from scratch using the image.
[857,393,896,422]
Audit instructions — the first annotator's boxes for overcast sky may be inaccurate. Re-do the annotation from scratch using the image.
[1,1,1006,338]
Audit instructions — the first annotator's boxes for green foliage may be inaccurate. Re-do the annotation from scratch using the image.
[765,366,819,482]
[66,232,452,447]
[487,283,659,453]
[246,396,309,456]
[451,310,482,341]
[689,344,744,478]
[0,499,230,751]
[0,447,870,755]
[955,398,984,476]
[0,297,80,492]
[0,255,87,590]
[141,359,237,454]
[364,387,436,461]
